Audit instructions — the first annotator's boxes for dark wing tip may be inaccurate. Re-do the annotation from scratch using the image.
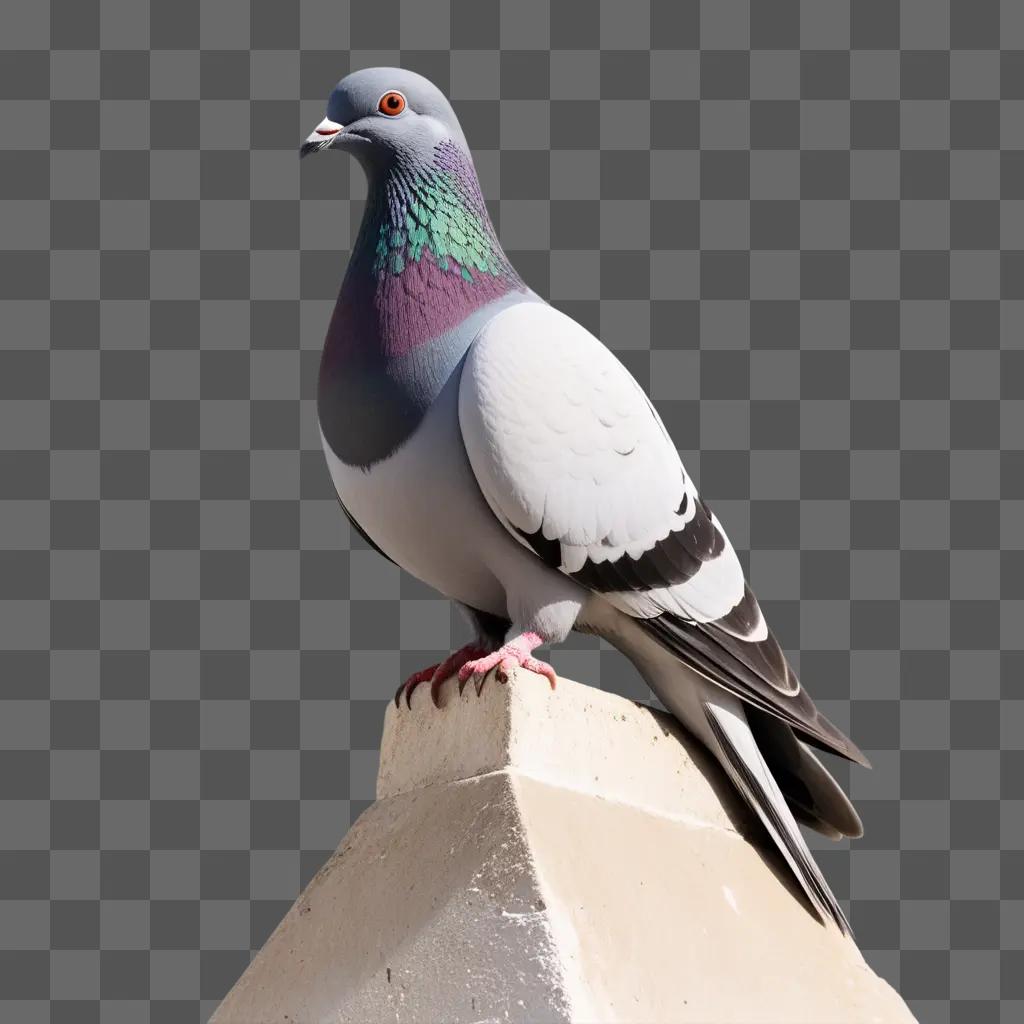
[643,606,871,769]
[808,713,872,770]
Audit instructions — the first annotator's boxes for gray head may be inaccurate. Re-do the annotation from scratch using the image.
[300,67,469,171]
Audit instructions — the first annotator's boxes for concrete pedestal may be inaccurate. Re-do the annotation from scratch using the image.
[211,673,916,1023]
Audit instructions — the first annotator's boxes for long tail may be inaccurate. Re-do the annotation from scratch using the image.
[746,705,863,841]
[585,604,857,935]
[701,692,852,935]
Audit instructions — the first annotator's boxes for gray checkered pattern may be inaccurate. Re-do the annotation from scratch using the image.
[0,1,1019,1021]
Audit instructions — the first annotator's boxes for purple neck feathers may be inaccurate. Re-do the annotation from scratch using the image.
[322,140,524,367]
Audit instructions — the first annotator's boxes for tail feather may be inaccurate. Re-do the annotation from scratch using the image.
[789,804,843,840]
[586,603,859,935]
[703,697,853,936]
[747,707,864,840]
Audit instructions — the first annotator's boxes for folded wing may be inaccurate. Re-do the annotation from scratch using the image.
[458,302,866,766]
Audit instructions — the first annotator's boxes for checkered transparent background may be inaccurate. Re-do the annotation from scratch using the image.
[1,1,1021,1021]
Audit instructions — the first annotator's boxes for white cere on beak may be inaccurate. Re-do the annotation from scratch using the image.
[300,117,344,158]
[313,117,342,136]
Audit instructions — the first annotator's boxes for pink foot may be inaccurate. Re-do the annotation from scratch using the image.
[394,643,488,708]
[456,632,558,696]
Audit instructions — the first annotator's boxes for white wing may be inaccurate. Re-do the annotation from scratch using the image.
[458,301,750,627]
[458,301,869,767]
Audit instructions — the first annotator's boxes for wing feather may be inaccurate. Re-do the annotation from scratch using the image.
[459,302,865,765]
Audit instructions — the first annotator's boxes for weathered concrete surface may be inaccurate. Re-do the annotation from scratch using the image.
[211,673,917,1024]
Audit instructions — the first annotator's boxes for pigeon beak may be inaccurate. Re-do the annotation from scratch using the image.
[300,117,344,158]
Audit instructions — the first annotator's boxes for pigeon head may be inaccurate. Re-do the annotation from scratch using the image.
[300,67,469,168]
[300,64,519,306]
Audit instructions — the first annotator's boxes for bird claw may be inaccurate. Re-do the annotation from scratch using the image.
[456,634,558,697]
[394,664,439,708]
[395,643,488,709]
[399,635,557,707]
[428,643,486,707]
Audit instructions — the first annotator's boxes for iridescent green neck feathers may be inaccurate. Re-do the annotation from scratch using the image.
[370,139,517,286]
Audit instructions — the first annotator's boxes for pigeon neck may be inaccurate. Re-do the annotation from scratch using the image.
[364,144,514,281]
[327,140,524,362]
[317,139,530,468]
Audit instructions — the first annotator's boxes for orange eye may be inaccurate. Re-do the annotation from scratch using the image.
[378,91,406,116]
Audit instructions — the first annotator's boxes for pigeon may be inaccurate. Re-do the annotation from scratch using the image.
[301,67,867,935]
